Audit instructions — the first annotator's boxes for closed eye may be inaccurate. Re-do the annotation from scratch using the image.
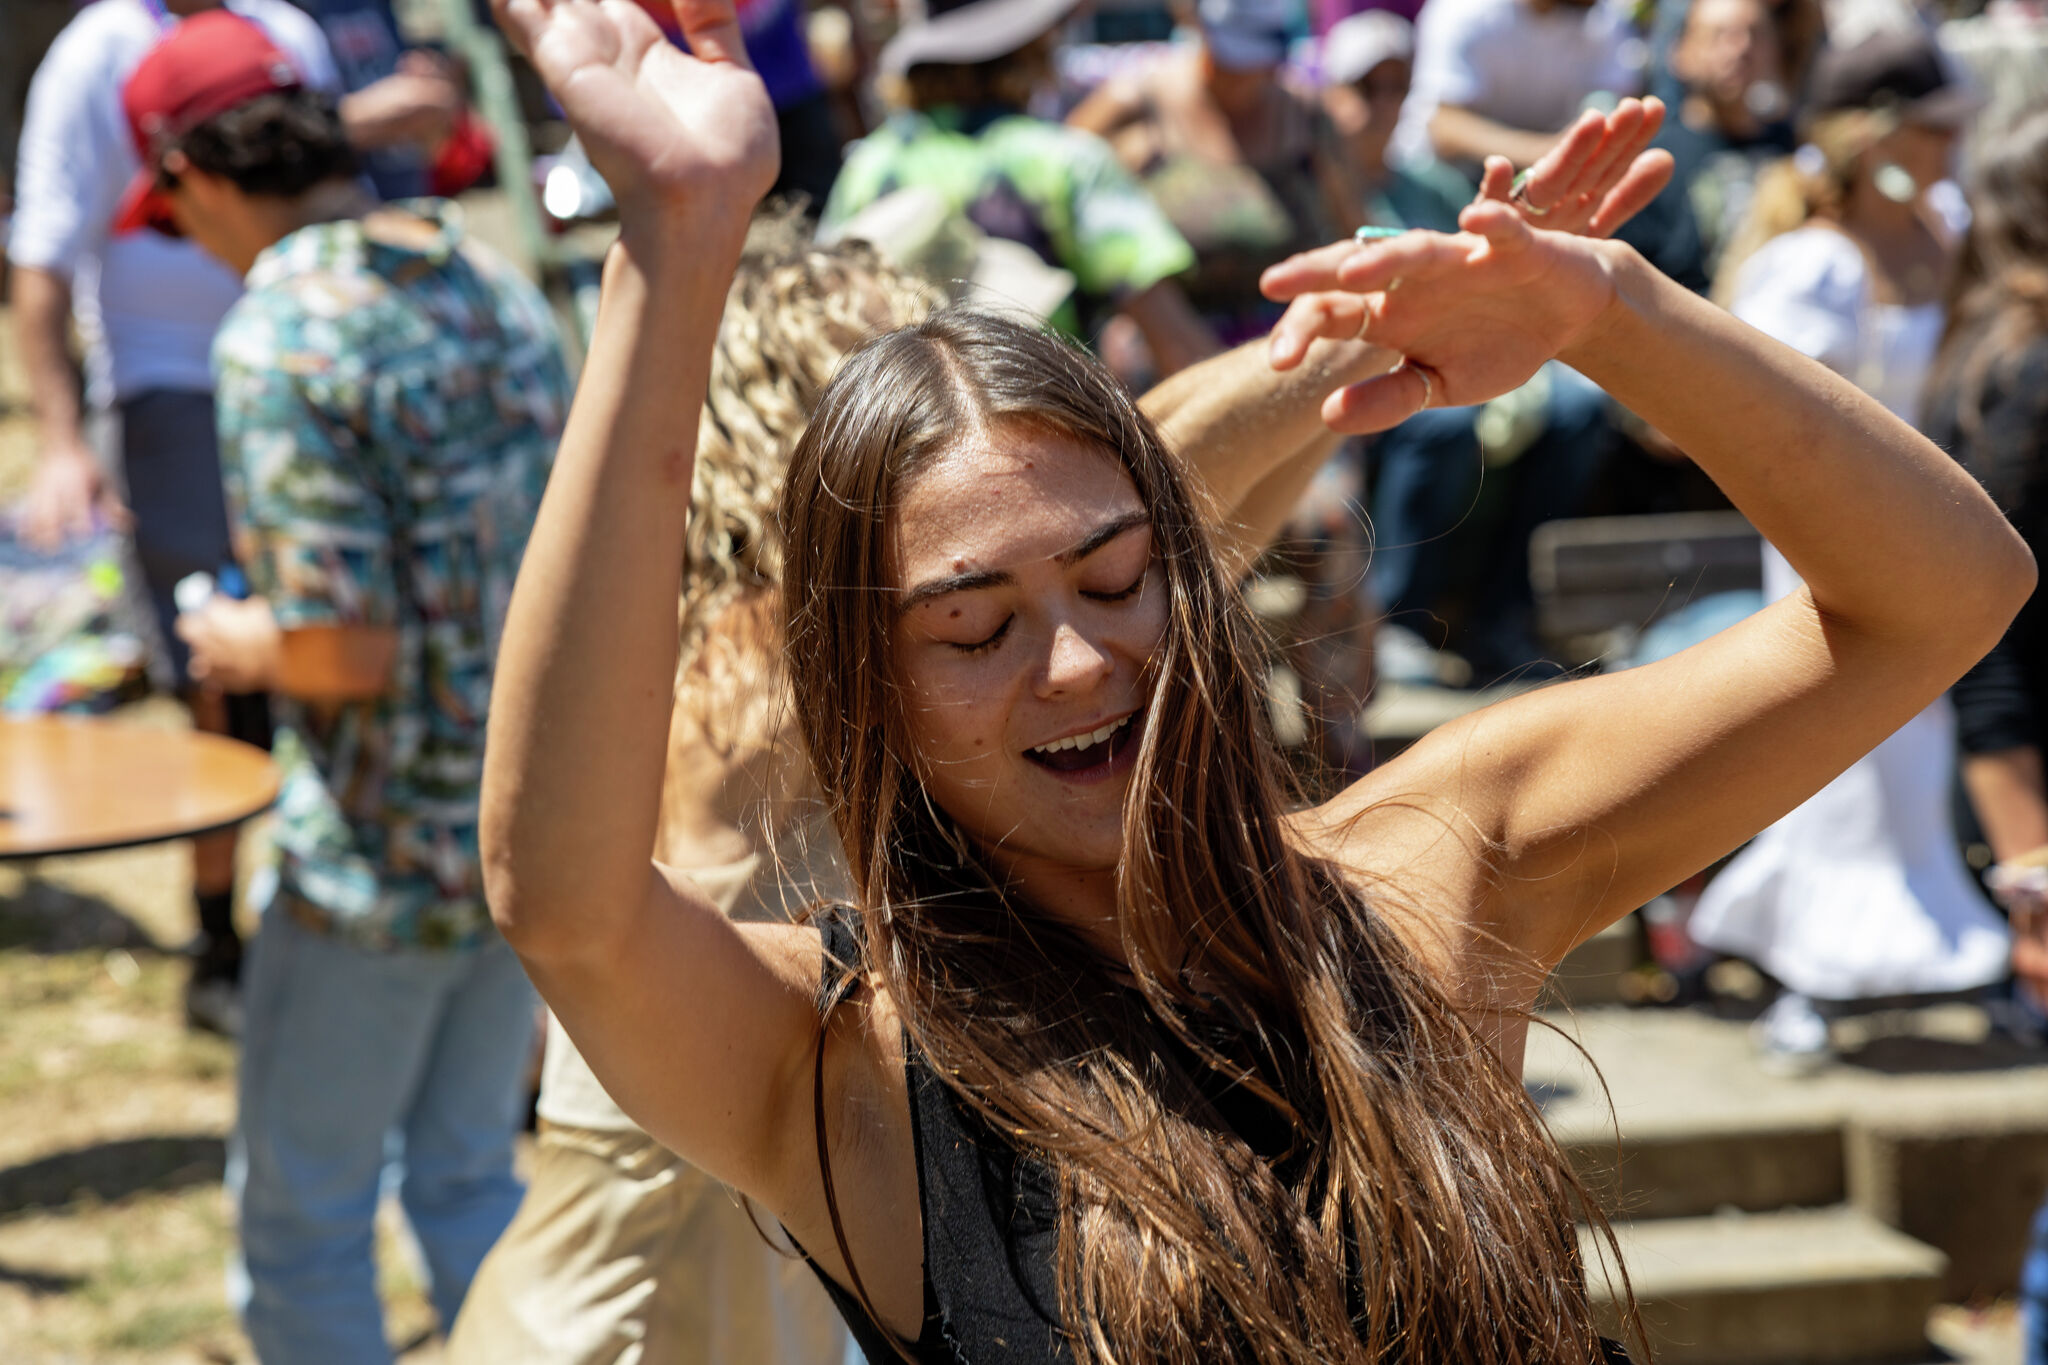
[1083,573,1147,604]
[949,616,1013,654]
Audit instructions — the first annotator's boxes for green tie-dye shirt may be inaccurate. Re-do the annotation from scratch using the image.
[212,201,568,950]
[822,107,1196,335]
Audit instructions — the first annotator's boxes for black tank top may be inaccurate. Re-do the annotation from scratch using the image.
[804,918,1631,1365]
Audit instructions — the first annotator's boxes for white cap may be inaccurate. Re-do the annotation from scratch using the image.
[819,187,1077,323]
[1320,9,1413,88]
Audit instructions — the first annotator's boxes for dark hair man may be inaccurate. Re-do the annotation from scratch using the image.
[117,12,569,1360]
[9,0,461,1035]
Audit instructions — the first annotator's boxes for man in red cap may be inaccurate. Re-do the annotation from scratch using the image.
[121,12,571,1362]
[8,0,463,1037]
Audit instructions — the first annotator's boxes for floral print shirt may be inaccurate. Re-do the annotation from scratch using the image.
[213,200,568,950]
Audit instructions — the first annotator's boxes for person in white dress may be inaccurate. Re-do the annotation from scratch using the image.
[1691,31,2006,1063]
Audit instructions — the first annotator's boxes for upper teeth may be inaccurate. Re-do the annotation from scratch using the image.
[1030,714,1133,755]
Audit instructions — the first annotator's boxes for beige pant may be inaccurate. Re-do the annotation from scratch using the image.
[447,1123,847,1365]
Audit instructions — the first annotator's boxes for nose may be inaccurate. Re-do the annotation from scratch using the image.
[1036,619,1113,699]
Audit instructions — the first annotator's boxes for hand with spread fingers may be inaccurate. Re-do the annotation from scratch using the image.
[1262,201,1620,433]
[1262,96,1670,432]
[1474,97,1674,238]
[491,0,777,221]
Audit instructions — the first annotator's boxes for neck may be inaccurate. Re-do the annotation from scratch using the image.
[1682,89,1758,141]
[1346,142,1391,187]
[231,179,377,272]
[1839,179,1923,242]
[990,852,1128,963]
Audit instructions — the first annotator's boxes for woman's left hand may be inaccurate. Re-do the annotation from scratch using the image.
[1475,97,1673,238]
[1261,202,1621,432]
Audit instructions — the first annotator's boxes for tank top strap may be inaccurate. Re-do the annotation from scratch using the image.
[815,906,863,1013]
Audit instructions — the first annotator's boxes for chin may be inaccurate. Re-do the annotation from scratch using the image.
[967,804,1127,878]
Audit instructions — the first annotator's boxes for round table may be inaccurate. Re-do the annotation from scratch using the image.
[0,715,280,860]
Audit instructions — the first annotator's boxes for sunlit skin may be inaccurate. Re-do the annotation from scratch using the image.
[1323,56,1411,174]
[1871,123,1957,201]
[889,425,1166,939]
[1673,0,1780,136]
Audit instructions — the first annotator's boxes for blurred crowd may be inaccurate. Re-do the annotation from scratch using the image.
[4,0,2048,1357]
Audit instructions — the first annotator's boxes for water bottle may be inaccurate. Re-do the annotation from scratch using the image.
[173,564,250,615]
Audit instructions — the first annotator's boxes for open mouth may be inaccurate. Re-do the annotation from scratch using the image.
[1023,711,1141,775]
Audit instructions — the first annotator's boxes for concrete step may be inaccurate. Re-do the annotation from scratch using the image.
[1531,1009,1851,1218]
[1584,1207,1947,1365]
[1533,1006,2048,1296]
[1529,1004,2048,1274]
[1847,1088,2048,1299]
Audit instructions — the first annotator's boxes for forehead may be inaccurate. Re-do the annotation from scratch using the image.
[1689,0,1768,33]
[1362,56,1411,82]
[889,425,1144,587]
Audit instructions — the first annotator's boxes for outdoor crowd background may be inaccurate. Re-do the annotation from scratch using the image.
[3,0,2048,1356]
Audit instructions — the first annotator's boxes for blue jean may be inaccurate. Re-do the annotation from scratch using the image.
[227,903,537,1364]
[2024,1194,2048,1365]
[1365,363,1613,670]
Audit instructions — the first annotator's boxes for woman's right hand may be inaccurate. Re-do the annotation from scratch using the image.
[491,0,778,226]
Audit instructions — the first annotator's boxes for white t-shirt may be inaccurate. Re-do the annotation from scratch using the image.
[1729,224,1945,429]
[7,0,339,406]
[1393,0,1642,169]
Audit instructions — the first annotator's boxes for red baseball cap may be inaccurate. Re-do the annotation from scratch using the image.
[114,10,304,235]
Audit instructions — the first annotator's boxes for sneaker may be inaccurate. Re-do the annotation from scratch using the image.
[185,975,244,1039]
[1753,992,1831,1074]
[184,934,244,1039]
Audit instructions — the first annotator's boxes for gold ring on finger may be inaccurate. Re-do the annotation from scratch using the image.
[1398,357,1436,410]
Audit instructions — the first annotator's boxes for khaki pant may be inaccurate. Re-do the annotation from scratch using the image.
[447,1123,846,1365]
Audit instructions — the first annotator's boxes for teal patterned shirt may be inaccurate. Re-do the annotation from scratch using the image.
[213,201,568,950]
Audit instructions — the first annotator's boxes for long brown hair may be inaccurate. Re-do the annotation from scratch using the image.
[1927,110,2048,506]
[781,309,1629,1363]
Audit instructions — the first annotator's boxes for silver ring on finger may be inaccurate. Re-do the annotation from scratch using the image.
[1509,169,1552,218]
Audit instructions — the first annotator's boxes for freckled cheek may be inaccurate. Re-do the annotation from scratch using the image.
[900,678,1007,763]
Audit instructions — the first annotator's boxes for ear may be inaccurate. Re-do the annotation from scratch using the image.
[164,152,237,210]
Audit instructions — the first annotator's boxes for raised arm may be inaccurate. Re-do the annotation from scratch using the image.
[477,0,814,1200]
[1266,204,2034,970]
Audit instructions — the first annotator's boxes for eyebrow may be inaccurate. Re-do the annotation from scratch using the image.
[897,512,1152,615]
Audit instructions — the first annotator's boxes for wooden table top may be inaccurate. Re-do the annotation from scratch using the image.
[0,716,280,860]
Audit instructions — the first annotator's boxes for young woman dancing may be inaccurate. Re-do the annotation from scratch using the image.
[478,0,2032,1359]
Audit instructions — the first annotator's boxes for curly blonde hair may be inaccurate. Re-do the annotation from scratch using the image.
[680,207,940,749]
